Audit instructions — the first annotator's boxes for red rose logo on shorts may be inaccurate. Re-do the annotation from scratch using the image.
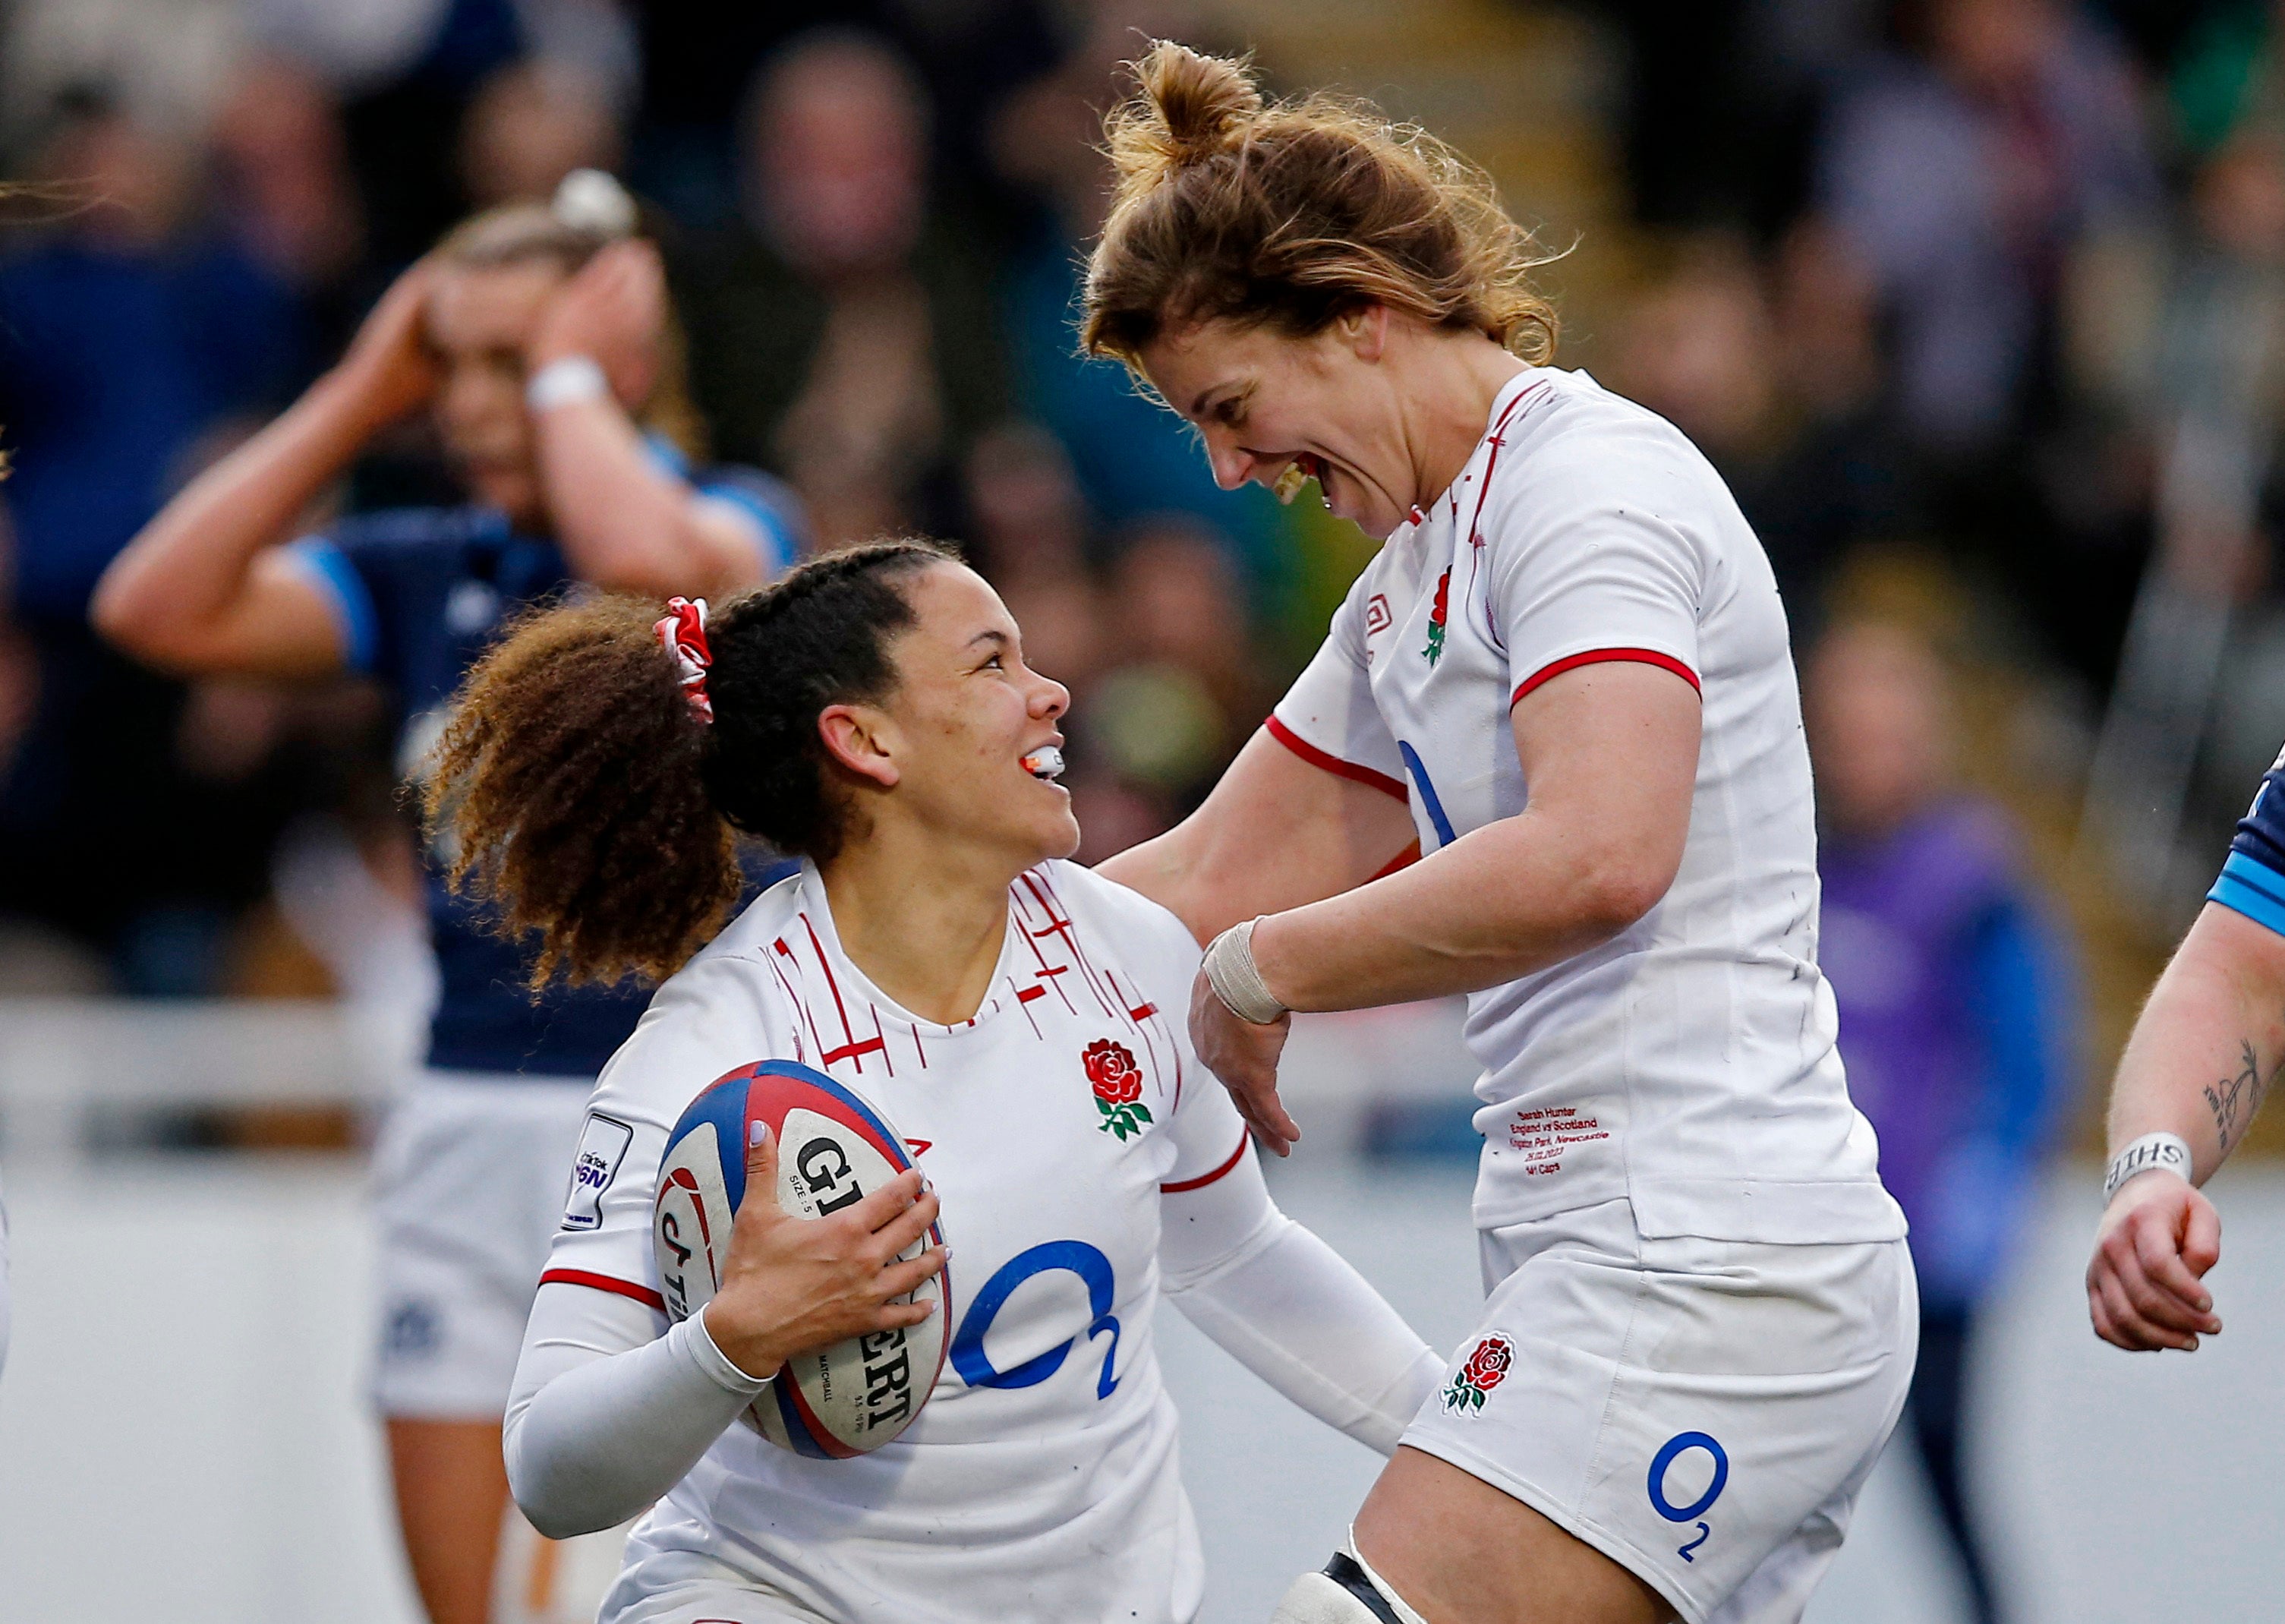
[1442,1334,1513,1413]
[1085,1039,1153,1140]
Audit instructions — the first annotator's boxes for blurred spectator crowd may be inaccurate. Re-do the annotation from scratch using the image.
[2,0,2283,1004]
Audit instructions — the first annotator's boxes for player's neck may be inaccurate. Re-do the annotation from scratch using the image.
[817,841,1016,1026]
[1404,330,1528,514]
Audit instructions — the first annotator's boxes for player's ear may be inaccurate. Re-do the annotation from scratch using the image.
[1337,303,1388,364]
[818,703,900,790]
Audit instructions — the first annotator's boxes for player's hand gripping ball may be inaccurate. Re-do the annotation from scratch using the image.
[655,1061,950,1457]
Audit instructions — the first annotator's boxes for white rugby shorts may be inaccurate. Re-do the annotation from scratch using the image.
[1398,1197,1916,1624]
[601,1548,836,1624]
[371,1068,597,1419]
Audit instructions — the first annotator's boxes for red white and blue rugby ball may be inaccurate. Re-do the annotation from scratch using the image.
[653,1059,948,1458]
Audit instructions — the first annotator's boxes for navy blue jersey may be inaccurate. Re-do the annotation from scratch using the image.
[290,459,801,1077]
[2211,746,2285,939]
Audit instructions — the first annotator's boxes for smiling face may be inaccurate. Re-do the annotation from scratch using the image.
[1139,313,1423,539]
[424,260,566,528]
[824,562,1079,873]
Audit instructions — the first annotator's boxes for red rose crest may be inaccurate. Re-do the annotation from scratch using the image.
[1423,566,1451,667]
[1442,1334,1513,1414]
[1085,1039,1152,1140]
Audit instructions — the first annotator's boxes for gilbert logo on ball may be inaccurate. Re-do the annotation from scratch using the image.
[654,1060,949,1458]
[1085,1039,1152,1140]
[1442,1334,1512,1414]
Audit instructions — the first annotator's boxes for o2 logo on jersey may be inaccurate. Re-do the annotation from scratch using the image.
[948,1241,1122,1400]
[562,1113,634,1231]
[1647,1430,1729,1563]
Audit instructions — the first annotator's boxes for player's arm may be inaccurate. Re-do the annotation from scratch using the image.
[90,263,439,680]
[1158,1141,1443,1453]
[2085,902,2285,1352]
[525,240,774,601]
[506,1124,944,1537]
[1098,722,1418,944]
[1259,660,1697,1005]
[1198,660,1697,1152]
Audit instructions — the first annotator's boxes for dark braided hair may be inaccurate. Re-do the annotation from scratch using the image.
[425,539,954,988]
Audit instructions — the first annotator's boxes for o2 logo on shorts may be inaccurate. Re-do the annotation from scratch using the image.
[1647,1430,1729,1563]
[948,1241,1122,1400]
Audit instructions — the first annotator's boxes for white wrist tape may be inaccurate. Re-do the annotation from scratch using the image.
[1203,917,1288,1025]
[525,354,609,412]
[2104,1131,2193,1203]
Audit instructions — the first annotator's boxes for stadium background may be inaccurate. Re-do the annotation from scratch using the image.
[2,0,2282,1619]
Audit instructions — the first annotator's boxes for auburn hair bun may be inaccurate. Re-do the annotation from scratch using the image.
[1083,42,1559,368]
[1114,41,1262,174]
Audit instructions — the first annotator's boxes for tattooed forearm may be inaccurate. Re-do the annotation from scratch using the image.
[2205,1035,2280,1153]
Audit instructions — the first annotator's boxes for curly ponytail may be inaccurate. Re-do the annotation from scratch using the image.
[1083,41,1559,367]
[426,539,953,989]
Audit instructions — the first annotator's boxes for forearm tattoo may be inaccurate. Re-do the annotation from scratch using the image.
[2205,1034,2280,1154]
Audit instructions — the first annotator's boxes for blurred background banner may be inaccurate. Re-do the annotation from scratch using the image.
[6,0,2285,1619]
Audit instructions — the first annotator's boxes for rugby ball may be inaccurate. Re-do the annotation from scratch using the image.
[654,1059,948,1458]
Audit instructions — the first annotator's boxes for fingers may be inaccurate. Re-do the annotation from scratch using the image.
[843,1167,929,1235]
[1223,1074,1299,1157]
[877,1247,949,1301]
[2088,1277,2167,1352]
[2088,1217,2211,1351]
[2129,1209,2220,1332]
[2094,1263,2199,1352]
[871,1189,943,1260]
[739,1120,781,1218]
[870,1295,939,1332]
[2181,1190,2224,1276]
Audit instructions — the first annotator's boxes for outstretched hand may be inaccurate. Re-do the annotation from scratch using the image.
[1188,967,1300,1156]
[701,1122,946,1380]
[2087,1172,2224,1352]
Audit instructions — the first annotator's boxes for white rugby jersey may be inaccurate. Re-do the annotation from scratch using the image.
[1272,367,1902,1245]
[543,859,1251,1622]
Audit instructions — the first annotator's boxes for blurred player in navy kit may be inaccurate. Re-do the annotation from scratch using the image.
[93,173,800,1624]
[2088,739,2285,1355]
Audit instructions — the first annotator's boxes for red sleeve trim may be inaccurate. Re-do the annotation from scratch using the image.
[1161,1130,1252,1193]
[1511,648,1701,707]
[1369,839,1421,881]
[1265,715,1407,802]
[538,1269,667,1313]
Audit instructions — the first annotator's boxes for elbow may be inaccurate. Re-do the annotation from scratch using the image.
[503,1433,614,1543]
[518,1496,605,1544]
[87,567,147,653]
[89,553,191,669]
[512,1489,598,1544]
[1564,852,1675,944]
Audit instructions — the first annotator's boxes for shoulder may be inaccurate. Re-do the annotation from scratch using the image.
[1038,861,1202,970]
[1497,371,1715,497]
[600,877,810,1093]
[1481,371,1729,559]
[672,869,810,985]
